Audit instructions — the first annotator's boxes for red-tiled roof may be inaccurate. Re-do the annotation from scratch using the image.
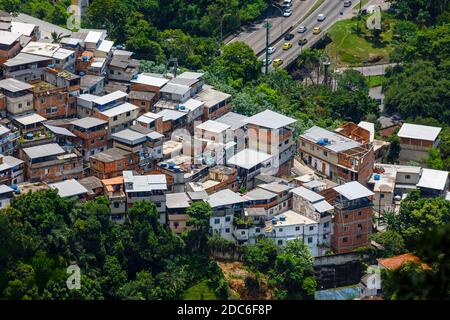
[377,253,429,271]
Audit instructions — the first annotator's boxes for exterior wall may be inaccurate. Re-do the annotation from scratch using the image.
[210,213,235,241]
[25,155,83,183]
[0,41,22,63]
[94,108,140,137]
[168,213,190,234]
[129,97,157,114]
[130,83,162,94]
[5,93,34,115]
[268,222,319,257]
[126,192,166,224]
[33,89,73,119]
[72,126,108,161]
[204,101,232,120]
[90,156,137,179]
[332,204,373,254]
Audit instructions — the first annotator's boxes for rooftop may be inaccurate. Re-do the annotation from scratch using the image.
[13,113,46,126]
[100,102,139,118]
[78,176,103,194]
[227,148,272,170]
[333,181,375,201]
[10,21,35,36]
[160,83,190,95]
[397,123,441,141]
[269,210,316,228]
[0,184,14,194]
[85,30,103,44]
[93,90,128,106]
[243,110,296,129]
[90,147,130,162]
[123,171,167,192]
[49,179,88,198]
[44,124,76,137]
[301,126,362,153]
[23,143,65,159]
[215,112,249,130]
[128,90,156,101]
[96,39,114,53]
[0,30,20,45]
[131,73,169,88]
[4,52,52,67]
[71,117,107,129]
[22,41,59,58]
[195,86,231,108]
[112,129,147,145]
[291,186,324,203]
[178,71,204,80]
[258,182,292,194]
[196,120,230,134]
[136,112,163,124]
[208,189,247,208]
[166,192,191,209]
[157,109,187,122]
[417,168,449,191]
[244,188,278,201]
[0,78,33,92]
[378,253,429,271]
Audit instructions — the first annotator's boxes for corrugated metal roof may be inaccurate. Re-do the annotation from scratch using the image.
[333,181,374,200]
[397,123,441,141]
[243,110,296,129]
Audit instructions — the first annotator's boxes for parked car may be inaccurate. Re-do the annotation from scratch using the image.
[317,14,326,21]
[262,58,272,66]
[298,38,308,45]
[298,26,307,33]
[283,8,293,17]
[284,33,294,41]
[268,46,276,54]
[313,27,321,34]
[282,42,292,50]
[273,59,283,67]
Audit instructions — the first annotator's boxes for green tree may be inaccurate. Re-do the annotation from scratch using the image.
[244,238,279,273]
[371,230,406,257]
[117,270,156,300]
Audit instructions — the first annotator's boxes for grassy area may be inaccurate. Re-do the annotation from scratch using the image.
[366,75,385,87]
[181,281,218,300]
[325,13,398,67]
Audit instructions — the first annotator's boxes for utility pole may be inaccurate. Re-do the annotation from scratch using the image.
[264,19,271,75]
[356,0,363,33]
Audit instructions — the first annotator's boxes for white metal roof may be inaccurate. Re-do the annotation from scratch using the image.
[100,102,139,117]
[227,148,272,170]
[50,179,88,198]
[112,129,147,144]
[44,124,76,137]
[14,113,46,126]
[180,98,204,111]
[93,90,128,106]
[23,143,65,159]
[291,186,324,203]
[0,30,20,45]
[166,192,191,209]
[123,171,167,192]
[0,184,14,194]
[244,188,277,201]
[243,110,296,129]
[0,125,11,136]
[160,83,190,95]
[3,52,52,67]
[417,168,449,191]
[10,21,35,36]
[397,123,441,141]
[157,109,186,122]
[196,120,230,133]
[216,112,249,130]
[358,121,375,142]
[131,73,169,88]
[71,117,107,129]
[178,71,204,80]
[0,78,33,92]
[333,181,374,200]
[208,189,247,208]
[312,200,334,213]
[96,39,114,53]
[53,48,74,60]
[84,30,102,44]
[272,210,316,227]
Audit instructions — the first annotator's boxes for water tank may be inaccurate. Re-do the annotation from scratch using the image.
[26,133,34,140]
[47,64,55,68]
[374,174,381,181]
[178,105,186,111]
[82,56,89,62]
[131,74,138,80]
[271,218,277,225]
[168,163,176,169]
[279,215,286,221]
[173,165,180,172]
[79,72,85,76]
[159,162,167,168]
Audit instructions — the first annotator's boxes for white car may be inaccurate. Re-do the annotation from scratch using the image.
[317,14,326,21]
[298,26,307,33]
[283,8,293,17]
[268,47,276,54]
[262,58,272,66]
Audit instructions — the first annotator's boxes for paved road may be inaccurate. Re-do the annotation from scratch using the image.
[228,0,318,55]
[261,0,355,69]
[337,63,397,76]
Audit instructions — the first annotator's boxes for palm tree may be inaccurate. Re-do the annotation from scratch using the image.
[51,32,69,44]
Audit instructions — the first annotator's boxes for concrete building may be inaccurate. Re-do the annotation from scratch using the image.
[102,176,127,222]
[298,125,374,185]
[89,147,140,179]
[195,85,232,120]
[95,101,140,138]
[123,170,168,224]
[397,123,442,164]
[244,110,296,176]
[0,30,22,64]
[21,143,83,183]
[0,184,14,209]
[49,179,89,200]
[3,52,52,81]
[0,153,24,185]
[265,210,320,256]
[0,78,34,116]
[71,117,108,161]
[332,181,375,254]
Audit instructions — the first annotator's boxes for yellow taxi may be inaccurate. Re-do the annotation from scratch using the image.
[273,59,283,67]
[313,27,321,35]
[282,42,292,50]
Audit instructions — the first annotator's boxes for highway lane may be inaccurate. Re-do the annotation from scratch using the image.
[228,0,318,55]
[260,0,355,69]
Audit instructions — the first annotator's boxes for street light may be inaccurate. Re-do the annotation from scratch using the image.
[270,2,284,37]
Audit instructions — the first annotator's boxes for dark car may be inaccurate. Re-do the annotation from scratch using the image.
[284,33,294,41]
[298,38,308,45]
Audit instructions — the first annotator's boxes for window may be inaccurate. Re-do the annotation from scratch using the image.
[279,228,283,232]
[174,222,179,228]
[405,175,411,179]
[309,226,314,231]
[241,231,245,235]
[358,211,362,216]
[113,116,118,121]
[343,237,348,243]
[225,216,231,222]
[126,112,130,117]
[357,234,362,239]
[323,151,328,157]
[255,228,260,233]
[295,226,300,231]
[278,240,283,245]
[18,103,22,108]
[344,214,349,219]
[324,222,329,228]
[214,219,220,224]
[380,194,385,199]
[344,226,348,232]
[141,101,146,106]
[113,202,120,208]
[308,237,313,243]
[110,70,114,74]
[225,228,230,233]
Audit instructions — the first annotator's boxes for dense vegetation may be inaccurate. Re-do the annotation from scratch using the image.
[0,190,229,299]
